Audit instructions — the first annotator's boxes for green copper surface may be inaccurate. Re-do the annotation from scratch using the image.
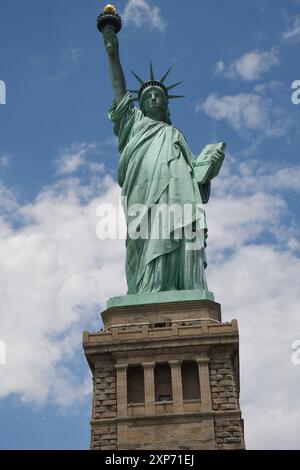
[102,20,225,296]
[107,289,214,308]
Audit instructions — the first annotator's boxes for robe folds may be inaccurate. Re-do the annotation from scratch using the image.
[109,92,210,294]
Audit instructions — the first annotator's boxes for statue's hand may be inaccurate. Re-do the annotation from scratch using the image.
[103,25,119,57]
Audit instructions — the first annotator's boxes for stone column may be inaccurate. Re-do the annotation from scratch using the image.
[115,364,128,416]
[142,362,156,415]
[196,357,212,411]
[169,360,184,413]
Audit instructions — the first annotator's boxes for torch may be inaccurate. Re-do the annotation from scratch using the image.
[97,4,122,39]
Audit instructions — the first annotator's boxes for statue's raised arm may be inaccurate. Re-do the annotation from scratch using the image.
[98,5,126,102]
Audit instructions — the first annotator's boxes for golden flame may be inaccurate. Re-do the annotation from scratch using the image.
[103,4,117,14]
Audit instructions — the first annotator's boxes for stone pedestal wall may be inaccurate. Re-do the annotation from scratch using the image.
[83,300,245,450]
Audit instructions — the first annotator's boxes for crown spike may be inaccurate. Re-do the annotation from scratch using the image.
[150,61,155,81]
[166,81,183,91]
[130,64,183,102]
[160,67,172,83]
[131,70,144,85]
[168,94,185,99]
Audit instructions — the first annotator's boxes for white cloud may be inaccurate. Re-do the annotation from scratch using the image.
[46,47,82,82]
[282,15,300,41]
[0,183,18,216]
[63,47,81,65]
[213,157,300,197]
[207,192,286,254]
[0,155,12,168]
[0,146,126,407]
[199,92,269,132]
[55,143,104,176]
[200,92,270,131]
[254,80,283,95]
[199,92,289,137]
[0,184,19,240]
[214,48,279,81]
[213,60,225,75]
[122,0,165,32]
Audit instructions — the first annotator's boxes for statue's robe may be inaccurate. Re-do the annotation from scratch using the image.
[109,92,210,294]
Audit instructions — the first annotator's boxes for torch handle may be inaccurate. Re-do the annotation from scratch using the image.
[102,24,119,57]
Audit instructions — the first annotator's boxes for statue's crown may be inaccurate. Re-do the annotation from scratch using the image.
[129,62,184,102]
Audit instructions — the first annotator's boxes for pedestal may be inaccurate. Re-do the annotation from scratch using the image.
[83,297,245,450]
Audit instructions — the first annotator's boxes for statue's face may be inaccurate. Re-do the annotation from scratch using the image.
[141,88,166,115]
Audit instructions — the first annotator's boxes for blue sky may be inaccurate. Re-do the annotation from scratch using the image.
[0,0,300,449]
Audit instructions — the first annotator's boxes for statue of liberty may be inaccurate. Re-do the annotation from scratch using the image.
[98,6,225,296]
